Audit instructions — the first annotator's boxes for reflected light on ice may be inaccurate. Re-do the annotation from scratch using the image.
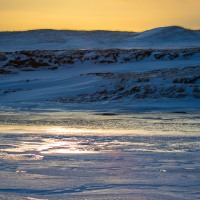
[2,137,99,155]
[47,127,143,135]
[0,125,158,136]
[38,140,97,154]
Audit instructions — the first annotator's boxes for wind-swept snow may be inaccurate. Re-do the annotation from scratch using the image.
[0,48,199,112]
[0,26,200,51]
[0,26,199,111]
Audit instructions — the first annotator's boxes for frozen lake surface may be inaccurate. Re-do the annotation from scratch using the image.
[0,111,200,200]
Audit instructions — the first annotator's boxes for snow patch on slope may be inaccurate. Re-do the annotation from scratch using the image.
[0,26,200,51]
[0,48,200,111]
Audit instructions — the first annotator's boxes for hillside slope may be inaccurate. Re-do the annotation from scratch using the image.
[0,26,200,51]
[0,48,199,111]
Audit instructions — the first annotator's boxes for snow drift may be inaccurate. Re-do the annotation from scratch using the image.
[0,26,200,51]
[0,48,199,111]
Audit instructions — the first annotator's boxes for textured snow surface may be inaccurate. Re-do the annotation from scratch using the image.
[0,48,200,111]
[0,26,200,51]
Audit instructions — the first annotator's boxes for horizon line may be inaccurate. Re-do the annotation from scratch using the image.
[0,25,200,33]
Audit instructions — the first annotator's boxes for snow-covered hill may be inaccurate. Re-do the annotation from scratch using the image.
[0,48,200,111]
[0,26,200,51]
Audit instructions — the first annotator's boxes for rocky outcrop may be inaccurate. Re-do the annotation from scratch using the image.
[1,48,200,70]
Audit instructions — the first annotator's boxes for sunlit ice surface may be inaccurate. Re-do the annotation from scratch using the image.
[0,111,200,199]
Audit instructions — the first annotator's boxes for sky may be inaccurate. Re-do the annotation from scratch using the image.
[0,0,200,32]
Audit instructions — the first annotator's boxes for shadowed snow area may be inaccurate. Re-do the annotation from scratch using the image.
[0,48,199,111]
[0,26,200,51]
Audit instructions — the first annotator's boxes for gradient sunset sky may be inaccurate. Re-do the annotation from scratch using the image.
[0,0,200,31]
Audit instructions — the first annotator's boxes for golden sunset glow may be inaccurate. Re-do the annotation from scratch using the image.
[0,0,200,31]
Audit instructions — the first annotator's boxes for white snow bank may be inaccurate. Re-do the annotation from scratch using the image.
[0,26,199,51]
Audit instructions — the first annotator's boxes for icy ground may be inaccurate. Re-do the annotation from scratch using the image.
[0,111,200,200]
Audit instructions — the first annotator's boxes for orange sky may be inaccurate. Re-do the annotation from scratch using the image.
[0,0,200,31]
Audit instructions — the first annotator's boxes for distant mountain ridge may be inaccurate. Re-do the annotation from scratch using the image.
[0,26,200,51]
